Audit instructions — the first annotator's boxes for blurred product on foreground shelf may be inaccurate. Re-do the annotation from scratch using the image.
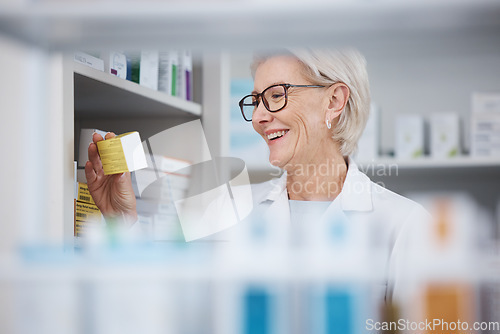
[3,191,498,334]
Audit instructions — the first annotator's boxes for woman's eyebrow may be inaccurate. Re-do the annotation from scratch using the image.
[251,82,286,95]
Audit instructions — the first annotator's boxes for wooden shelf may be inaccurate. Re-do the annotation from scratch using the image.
[73,62,201,118]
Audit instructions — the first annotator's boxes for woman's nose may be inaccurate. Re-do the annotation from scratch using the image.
[252,101,273,124]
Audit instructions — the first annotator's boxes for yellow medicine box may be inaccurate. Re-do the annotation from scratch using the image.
[96,131,148,175]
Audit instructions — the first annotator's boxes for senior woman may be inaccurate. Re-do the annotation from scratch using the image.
[86,49,429,304]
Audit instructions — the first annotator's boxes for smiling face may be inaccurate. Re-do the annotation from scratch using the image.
[252,55,335,170]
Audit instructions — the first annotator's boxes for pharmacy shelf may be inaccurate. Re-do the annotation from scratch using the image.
[357,156,500,170]
[74,62,201,118]
[246,156,500,173]
[244,156,500,184]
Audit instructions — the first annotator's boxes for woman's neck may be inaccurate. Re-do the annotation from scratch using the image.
[285,153,348,201]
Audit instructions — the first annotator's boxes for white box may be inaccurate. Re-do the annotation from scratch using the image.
[395,115,424,159]
[471,113,500,157]
[158,51,175,96]
[96,131,148,175]
[108,52,127,78]
[139,50,159,90]
[78,128,107,167]
[176,50,193,100]
[472,92,500,114]
[429,113,460,158]
[74,52,104,71]
[471,116,500,156]
[170,51,179,96]
[471,92,500,157]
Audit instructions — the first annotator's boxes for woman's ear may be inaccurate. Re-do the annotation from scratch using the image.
[325,82,350,121]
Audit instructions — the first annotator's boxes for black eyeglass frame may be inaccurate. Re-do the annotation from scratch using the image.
[238,83,325,122]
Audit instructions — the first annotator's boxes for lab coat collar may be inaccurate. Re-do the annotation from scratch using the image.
[256,157,373,212]
[263,170,288,202]
[340,157,373,212]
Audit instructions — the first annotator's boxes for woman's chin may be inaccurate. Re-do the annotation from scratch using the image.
[268,155,288,169]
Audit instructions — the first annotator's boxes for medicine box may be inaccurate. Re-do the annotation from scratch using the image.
[139,50,159,91]
[471,92,500,157]
[74,52,104,72]
[395,115,425,159]
[429,113,460,158]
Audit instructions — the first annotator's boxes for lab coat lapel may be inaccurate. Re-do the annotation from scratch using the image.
[258,171,290,226]
[263,188,290,226]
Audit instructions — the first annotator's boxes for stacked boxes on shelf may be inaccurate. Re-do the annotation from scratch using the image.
[394,113,462,160]
[393,92,500,160]
[75,50,193,101]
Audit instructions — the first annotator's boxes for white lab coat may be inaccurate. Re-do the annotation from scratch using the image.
[204,157,431,306]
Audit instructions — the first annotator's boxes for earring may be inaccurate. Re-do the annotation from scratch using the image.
[326,119,332,129]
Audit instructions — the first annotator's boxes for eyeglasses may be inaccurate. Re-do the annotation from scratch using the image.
[238,83,324,122]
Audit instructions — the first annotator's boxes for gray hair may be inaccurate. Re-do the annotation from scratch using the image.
[251,49,371,156]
